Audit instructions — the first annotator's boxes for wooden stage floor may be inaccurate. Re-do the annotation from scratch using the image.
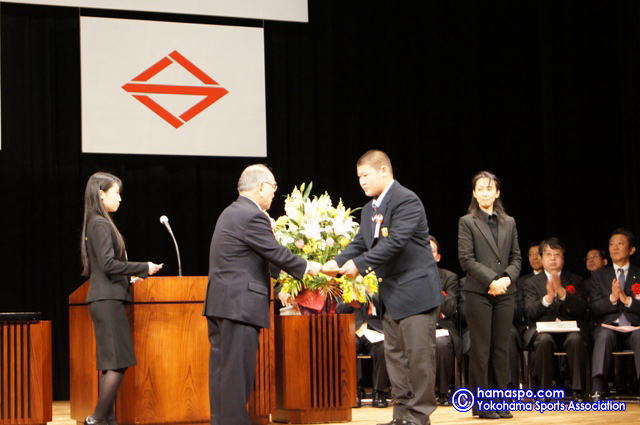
[52,400,640,425]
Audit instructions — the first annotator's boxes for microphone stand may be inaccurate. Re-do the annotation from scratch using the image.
[161,217,182,277]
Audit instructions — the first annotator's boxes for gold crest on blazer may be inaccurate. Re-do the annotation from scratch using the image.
[381,227,389,237]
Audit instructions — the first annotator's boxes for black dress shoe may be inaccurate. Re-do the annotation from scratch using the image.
[377,421,417,425]
[497,410,513,418]
[354,387,365,408]
[437,391,452,406]
[84,416,107,425]
[472,408,500,419]
[372,390,389,408]
[568,391,584,402]
[376,420,398,425]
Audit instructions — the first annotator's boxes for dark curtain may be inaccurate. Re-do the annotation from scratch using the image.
[1,1,639,400]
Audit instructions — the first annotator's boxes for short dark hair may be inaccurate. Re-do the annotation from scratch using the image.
[586,248,607,259]
[429,235,440,253]
[610,227,636,248]
[529,241,542,250]
[539,237,566,256]
[357,150,393,174]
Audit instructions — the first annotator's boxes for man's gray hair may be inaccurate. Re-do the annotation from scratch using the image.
[237,164,273,193]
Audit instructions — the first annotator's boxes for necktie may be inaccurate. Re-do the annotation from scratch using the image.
[618,268,631,326]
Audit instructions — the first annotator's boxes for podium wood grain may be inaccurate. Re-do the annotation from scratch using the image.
[69,276,275,425]
[273,314,356,424]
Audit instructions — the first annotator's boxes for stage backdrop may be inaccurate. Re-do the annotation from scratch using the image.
[81,17,266,157]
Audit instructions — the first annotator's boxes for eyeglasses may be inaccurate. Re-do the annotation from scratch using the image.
[263,181,278,191]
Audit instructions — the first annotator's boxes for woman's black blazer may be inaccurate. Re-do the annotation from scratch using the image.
[85,215,148,302]
[458,213,521,295]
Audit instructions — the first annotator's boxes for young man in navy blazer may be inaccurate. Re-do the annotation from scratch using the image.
[325,150,442,425]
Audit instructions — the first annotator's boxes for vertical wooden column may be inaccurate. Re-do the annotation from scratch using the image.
[0,320,52,425]
[273,314,356,424]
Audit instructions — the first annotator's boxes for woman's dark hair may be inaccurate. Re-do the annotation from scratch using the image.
[467,170,507,221]
[80,172,126,276]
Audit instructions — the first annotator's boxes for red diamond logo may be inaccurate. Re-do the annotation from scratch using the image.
[122,50,229,128]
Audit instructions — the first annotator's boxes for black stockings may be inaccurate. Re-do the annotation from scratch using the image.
[92,368,126,423]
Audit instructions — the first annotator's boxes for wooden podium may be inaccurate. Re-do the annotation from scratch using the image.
[273,314,356,424]
[0,318,52,425]
[69,276,275,425]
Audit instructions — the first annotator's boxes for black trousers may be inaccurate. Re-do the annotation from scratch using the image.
[464,292,514,392]
[435,334,454,394]
[507,326,522,388]
[531,331,587,391]
[592,326,640,382]
[207,317,260,425]
[383,307,439,425]
[356,336,390,391]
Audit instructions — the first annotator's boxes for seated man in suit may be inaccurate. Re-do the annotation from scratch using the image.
[337,297,389,408]
[585,248,608,275]
[510,242,543,388]
[590,228,640,400]
[429,236,460,406]
[524,237,588,400]
[584,248,608,296]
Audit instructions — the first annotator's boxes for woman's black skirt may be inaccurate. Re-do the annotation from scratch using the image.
[88,299,136,370]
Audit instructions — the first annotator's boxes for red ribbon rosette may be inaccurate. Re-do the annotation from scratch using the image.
[565,284,576,295]
[632,283,640,296]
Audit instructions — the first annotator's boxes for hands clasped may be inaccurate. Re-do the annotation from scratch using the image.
[610,278,630,305]
[542,271,565,304]
[488,276,511,296]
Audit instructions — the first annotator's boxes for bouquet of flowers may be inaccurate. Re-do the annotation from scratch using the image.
[274,183,379,312]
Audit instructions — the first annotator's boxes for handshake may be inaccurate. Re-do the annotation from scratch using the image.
[305,259,360,278]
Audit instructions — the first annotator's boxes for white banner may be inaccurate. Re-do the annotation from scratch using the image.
[2,0,308,22]
[81,17,266,157]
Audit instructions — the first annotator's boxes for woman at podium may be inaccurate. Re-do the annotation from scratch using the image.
[79,172,163,425]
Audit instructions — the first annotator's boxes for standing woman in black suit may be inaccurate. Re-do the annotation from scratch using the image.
[458,171,521,419]
[80,172,162,425]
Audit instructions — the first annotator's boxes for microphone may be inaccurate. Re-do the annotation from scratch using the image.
[159,215,182,277]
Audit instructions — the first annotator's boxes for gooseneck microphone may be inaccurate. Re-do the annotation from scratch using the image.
[160,215,182,277]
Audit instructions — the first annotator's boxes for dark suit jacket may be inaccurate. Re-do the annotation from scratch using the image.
[203,196,307,328]
[85,215,148,303]
[438,267,462,357]
[589,265,640,326]
[514,272,534,332]
[334,181,442,321]
[457,213,521,295]
[523,270,587,347]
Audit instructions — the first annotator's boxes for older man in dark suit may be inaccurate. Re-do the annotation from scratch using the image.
[524,238,588,400]
[590,228,640,400]
[324,150,442,425]
[203,164,321,425]
[428,236,460,406]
